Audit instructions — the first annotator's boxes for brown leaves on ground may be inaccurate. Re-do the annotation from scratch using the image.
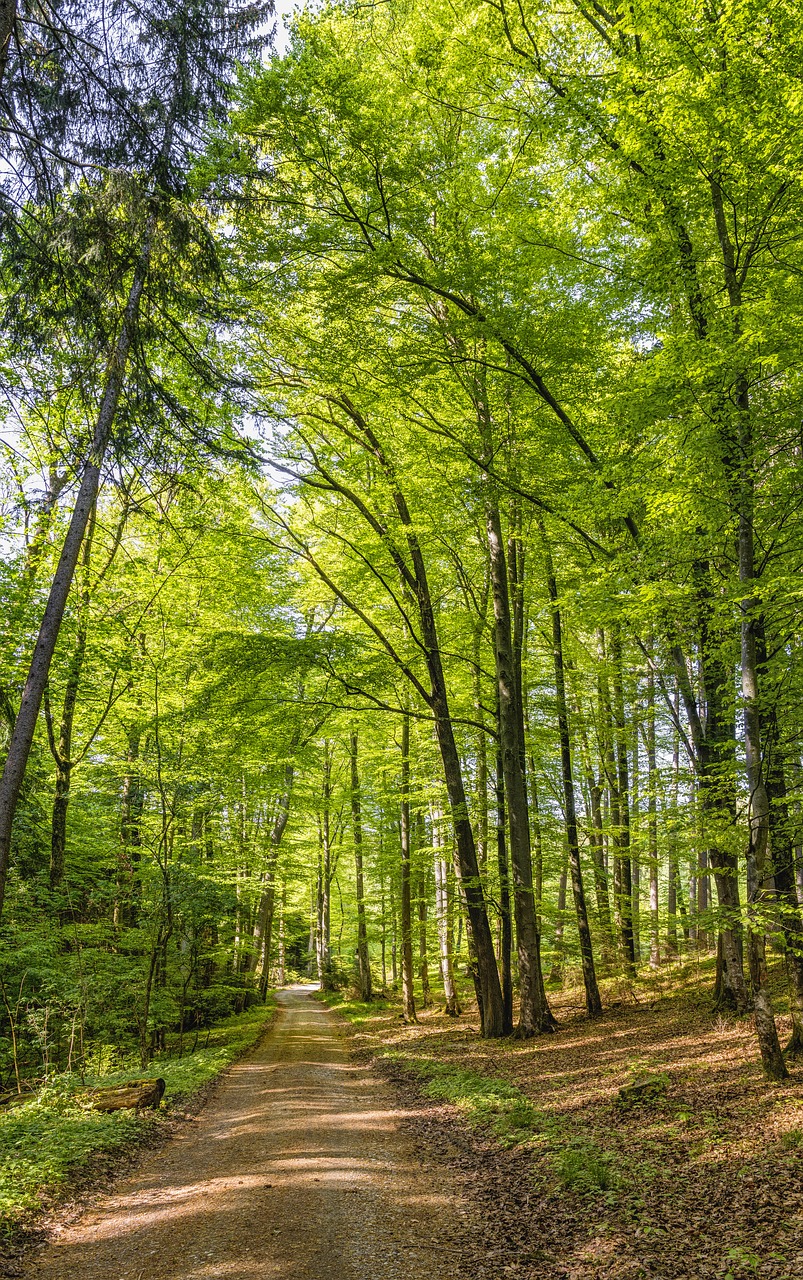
[343,965,803,1280]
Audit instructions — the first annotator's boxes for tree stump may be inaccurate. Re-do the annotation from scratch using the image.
[617,1075,669,1108]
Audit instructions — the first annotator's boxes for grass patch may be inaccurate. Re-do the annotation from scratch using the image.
[314,989,394,1028]
[384,1052,542,1148]
[556,1142,617,1194]
[0,1000,276,1241]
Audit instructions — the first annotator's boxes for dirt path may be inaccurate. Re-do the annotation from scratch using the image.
[26,988,468,1280]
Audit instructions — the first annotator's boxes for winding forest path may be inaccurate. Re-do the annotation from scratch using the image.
[26,988,468,1280]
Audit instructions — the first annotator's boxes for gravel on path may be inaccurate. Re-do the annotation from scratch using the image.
[25,987,469,1280]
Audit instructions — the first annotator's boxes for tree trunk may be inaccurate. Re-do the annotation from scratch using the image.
[432,806,460,1015]
[548,857,569,984]
[646,670,660,969]
[333,398,504,1035]
[710,169,785,1076]
[574,711,615,965]
[610,628,636,977]
[630,709,642,965]
[248,762,294,1000]
[400,711,417,1022]
[416,811,431,1007]
[350,730,372,1002]
[495,742,514,1033]
[47,505,97,893]
[0,219,156,920]
[542,530,601,1016]
[316,747,334,990]
[529,762,544,929]
[486,498,553,1035]
[755,627,803,1057]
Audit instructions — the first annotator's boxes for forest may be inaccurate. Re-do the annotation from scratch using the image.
[1,0,803,1275]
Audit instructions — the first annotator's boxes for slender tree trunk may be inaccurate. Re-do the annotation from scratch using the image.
[350,730,372,1002]
[529,761,544,929]
[548,857,568,984]
[47,505,97,893]
[316,748,334,990]
[277,880,286,987]
[432,806,460,1015]
[542,530,601,1015]
[646,670,660,969]
[755,629,803,1057]
[495,741,514,1033]
[710,174,786,1075]
[0,219,157,919]
[575,713,615,964]
[487,505,553,1034]
[472,639,489,873]
[400,712,417,1022]
[416,810,431,1007]
[334,399,504,1035]
[248,763,294,1001]
[631,705,642,965]
[610,628,636,977]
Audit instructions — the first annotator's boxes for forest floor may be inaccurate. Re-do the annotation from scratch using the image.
[19,986,474,1280]
[16,969,803,1280]
[0,1002,278,1272]
[325,958,803,1280]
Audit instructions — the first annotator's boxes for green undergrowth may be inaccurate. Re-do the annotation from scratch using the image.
[325,991,620,1194]
[0,999,276,1240]
[385,1051,542,1148]
[385,1048,619,1191]
[314,989,394,1027]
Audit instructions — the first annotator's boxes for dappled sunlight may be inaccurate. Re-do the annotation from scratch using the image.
[30,990,466,1280]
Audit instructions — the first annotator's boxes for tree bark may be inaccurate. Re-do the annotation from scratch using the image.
[610,627,636,977]
[541,530,601,1016]
[432,806,460,1015]
[335,399,505,1035]
[248,762,294,1000]
[0,216,156,920]
[494,740,514,1033]
[646,670,660,969]
[400,711,417,1022]
[484,471,553,1034]
[350,730,372,1002]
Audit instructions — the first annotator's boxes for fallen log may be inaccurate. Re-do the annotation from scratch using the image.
[87,1077,166,1112]
[0,1090,36,1109]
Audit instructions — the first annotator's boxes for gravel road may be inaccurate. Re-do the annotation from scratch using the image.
[26,987,468,1280]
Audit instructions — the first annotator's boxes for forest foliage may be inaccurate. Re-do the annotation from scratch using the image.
[0,0,802,1118]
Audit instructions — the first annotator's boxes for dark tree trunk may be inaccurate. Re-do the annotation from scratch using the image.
[350,731,372,1002]
[541,531,601,1016]
[47,506,97,893]
[486,491,552,1034]
[400,711,417,1023]
[495,742,514,1034]
[610,628,636,977]
[0,220,156,920]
